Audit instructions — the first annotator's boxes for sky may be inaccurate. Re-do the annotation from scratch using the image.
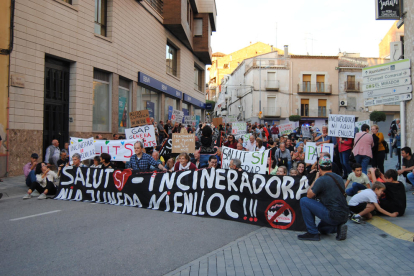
[211,0,396,57]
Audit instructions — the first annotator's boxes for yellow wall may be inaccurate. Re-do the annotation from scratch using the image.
[379,21,404,58]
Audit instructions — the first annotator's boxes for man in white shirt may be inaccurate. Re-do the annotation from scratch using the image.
[245,135,256,152]
[44,139,60,168]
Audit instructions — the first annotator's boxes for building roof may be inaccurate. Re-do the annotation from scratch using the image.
[291,55,338,59]
[338,58,367,68]
[212,52,226,57]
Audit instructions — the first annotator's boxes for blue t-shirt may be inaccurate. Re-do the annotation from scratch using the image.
[316,134,332,143]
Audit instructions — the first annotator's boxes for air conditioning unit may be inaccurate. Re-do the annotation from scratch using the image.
[340,100,347,107]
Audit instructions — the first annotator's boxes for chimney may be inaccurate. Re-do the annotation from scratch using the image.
[284,45,288,58]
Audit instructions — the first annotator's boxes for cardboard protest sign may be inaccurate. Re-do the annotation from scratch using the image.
[171,109,184,124]
[302,126,311,138]
[328,114,355,138]
[124,125,157,147]
[221,146,270,174]
[232,122,246,135]
[355,120,370,132]
[69,137,95,164]
[304,142,334,163]
[94,139,136,161]
[129,110,151,127]
[278,123,295,136]
[57,167,308,231]
[212,117,223,127]
[172,134,195,153]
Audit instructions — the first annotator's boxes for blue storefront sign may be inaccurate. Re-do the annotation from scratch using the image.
[146,101,155,118]
[138,72,182,100]
[168,105,173,120]
[205,103,212,110]
[183,93,205,109]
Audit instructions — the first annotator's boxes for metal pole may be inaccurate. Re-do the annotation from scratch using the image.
[259,58,261,123]
[400,101,406,166]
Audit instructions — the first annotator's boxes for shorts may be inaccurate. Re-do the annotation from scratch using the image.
[349,203,367,214]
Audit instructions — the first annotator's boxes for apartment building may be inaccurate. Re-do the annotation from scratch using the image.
[0,0,216,176]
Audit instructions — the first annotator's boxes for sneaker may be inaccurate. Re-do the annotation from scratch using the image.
[23,193,32,199]
[38,193,47,200]
[298,232,320,241]
[351,214,362,224]
[31,190,40,196]
[336,224,347,241]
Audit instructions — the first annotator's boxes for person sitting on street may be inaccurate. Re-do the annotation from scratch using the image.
[67,153,87,168]
[23,162,59,200]
[45,139,60,169]
[367,167,385,183]
[23,153,39,188]
[90,156,102,168]
[275,143,292,171]
[297,162,307,178]
[290,169,298,176]
[100,153,114,169]
[129,141,166,172]
[208,155,218,169]
[397,147,414,184]
[173,152,197,171]
[379,169,406,216]
[349,182,398,224]
[229,158,243,172]
[191,151,200,168]
[150,150,163,171]
[164,158,175,171]
[345,163,371,196]
[276,166,287,176]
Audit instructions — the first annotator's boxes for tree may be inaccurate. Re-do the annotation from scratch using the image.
[370,111,386,123]
[289,115,301,122]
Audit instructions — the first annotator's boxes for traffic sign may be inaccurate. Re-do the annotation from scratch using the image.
[364,93,412,107]
[362,77,411,92]
[363,85,413,99]
[363,69,410,84]
[363,59,410,77]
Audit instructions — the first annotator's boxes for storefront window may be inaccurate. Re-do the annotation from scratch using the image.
[141,88,160,122]
[165,96,178,122]
[182,102,189,116]
[93,70,111,132]
[118,79,130,133]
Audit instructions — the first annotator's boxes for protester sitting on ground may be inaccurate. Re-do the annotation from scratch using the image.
[292,145,305,166]
[215,148,222,167]
[100,153,114,169]
[349,182,398,224]
[298,156,348,241]
[174,153,197,171]
[229,158,243,171]
[23,162,59,200]
[129,141,166,172]
[286,139,295,155]
[318,152,341,176]
[191,151,200,168]
[290,169,298,176]
[165,158,175,170]
[224,134,237,149]
[297,162,307,177]
[208,155,218,169]
[67,153,87,169]
[90,156,102,168]
[23,153,39,188]
[276,166,287,176]
[57,151,68,169]
[379,169,406,216]
[397,147,414,184]
[256,138,265,152]
[367,167,385,183]
[150,151,163,171]
[45,139,60,169]
[345,163,370,196]
[275,143,292,171]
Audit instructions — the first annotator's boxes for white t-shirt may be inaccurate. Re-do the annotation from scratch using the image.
[348,189,378,206]
[256,146,265,152]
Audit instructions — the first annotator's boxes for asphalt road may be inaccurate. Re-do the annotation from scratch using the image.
[0,196,259,276]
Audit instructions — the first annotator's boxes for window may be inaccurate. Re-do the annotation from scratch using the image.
[145,0,163,15]
[164,96,179,122]
[302,74,311,92]
[93,70,111,132]
[347,75,355,90]
[194,66,203,91]
[182,103,189,116]
[194,19,203,36]
[301,99,309,117]
[142,88,160,123]
[223,63,229,69]
[316,75,325,92]
[94,0,107,36]
[118,78,131,133]
[166,43,178,76]
[318,99,327,117]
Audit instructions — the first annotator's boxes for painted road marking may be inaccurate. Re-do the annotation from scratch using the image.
[10,210,61,221]
[368,216,414,242]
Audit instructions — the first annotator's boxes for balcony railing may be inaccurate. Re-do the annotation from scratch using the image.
[265,80,280,90]
[263,107,281,117]
[297,83,332,94]
[145,0,163,15]
[345,81,360,92]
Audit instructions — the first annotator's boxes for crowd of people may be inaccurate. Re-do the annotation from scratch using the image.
[16,118,411,242]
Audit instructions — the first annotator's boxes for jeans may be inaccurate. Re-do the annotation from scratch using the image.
[159,133,164,145]
[339,149,352,177]
[355,155,370,175]
[287,160,292,174]
[407,173,414,186]
[300,197,343,235]
[25,170,36,187]
[345,182,367,196]
[372,151,385,174]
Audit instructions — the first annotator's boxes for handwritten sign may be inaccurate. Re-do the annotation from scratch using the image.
[355,120,370,132]
[232,122,246,135]
[171,109,184,124]
[183,115,197,127]
[69,137,95,164]
[221,146,270,174]
[302,126,311,138]
[304,142,334,163]
[278,123,295,136]
[129,110,151,127]
[124,125,156,147]
[172,134,195,153]
[235,133,251,142]
[94,139,136,161]
[212,117,223,127]
[328,114,355,138]
[224,115,238,123]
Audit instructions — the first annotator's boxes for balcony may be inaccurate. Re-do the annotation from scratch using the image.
[345,81,360,92]
[263,107,281,118]
[193,14,212,64]
[265,80,280,91]
[297,83,332,95]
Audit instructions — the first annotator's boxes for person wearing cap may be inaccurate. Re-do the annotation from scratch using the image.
[298,156,349,241]
[23,153,39,187]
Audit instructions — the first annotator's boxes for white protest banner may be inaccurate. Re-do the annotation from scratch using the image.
[302,126,311,138]
[171,109,184,124]
[328,114,355,138]
[232,122,246,135]
[355,120,370,132]
[221,146,270,174]
[304,142,334,163]
[124,125,157,148]
[278,123,295,136]
[235,133,251,142]
[94,139,136,161]
[183,115,197,127]
[69,137,95,164]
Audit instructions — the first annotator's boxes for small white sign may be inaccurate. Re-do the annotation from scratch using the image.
[362,59,410,77]
[232,122,246,135]
[355,120,370,132]
[363,69,410,84]
[362,77,411,92]
[363,85,412,99]
[69,137,95,164]
[364,93,412,107]
[304,142,334,164]
[124,125,157,147]
[171,109,184,124]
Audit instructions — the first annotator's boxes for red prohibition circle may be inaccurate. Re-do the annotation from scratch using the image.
[264,200,296,230]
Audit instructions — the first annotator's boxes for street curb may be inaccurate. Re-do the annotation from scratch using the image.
[368,216,414,242]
